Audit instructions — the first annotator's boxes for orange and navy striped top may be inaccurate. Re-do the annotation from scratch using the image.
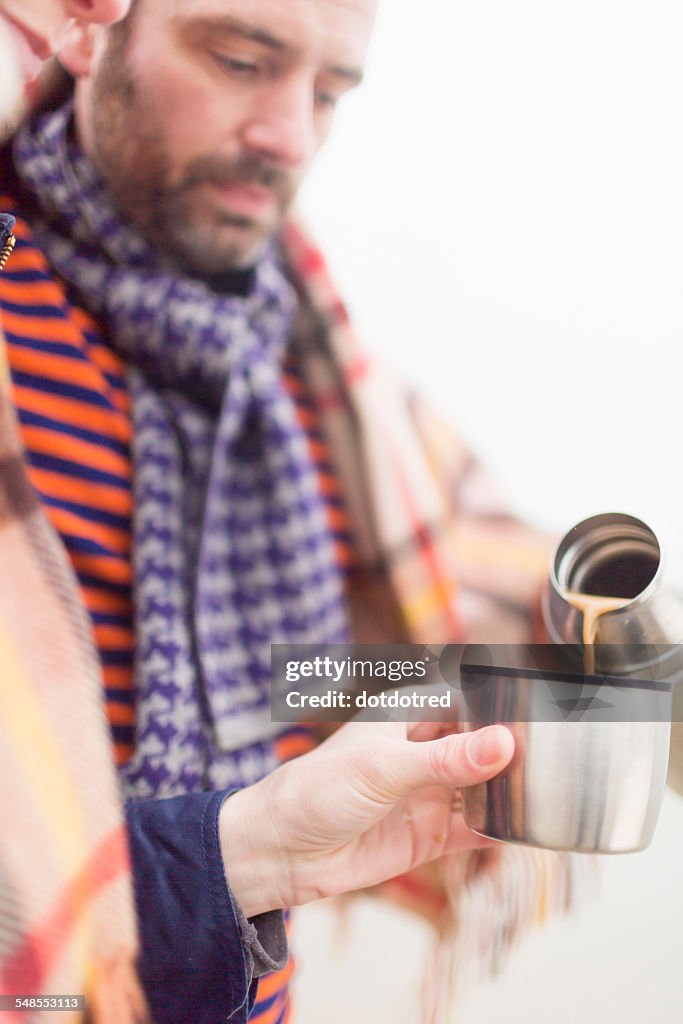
[0,197,355,1024]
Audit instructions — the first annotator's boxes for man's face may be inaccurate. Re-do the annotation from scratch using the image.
[77,0,376,274]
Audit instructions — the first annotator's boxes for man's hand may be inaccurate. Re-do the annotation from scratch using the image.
[219,719,514,917]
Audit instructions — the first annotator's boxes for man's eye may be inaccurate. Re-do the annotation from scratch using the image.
[212,54,259,76]
[315,91,339,111]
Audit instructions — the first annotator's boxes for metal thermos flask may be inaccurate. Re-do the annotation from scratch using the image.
[461,513,683,853]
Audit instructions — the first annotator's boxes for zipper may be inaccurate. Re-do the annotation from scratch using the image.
[0,233,15,273]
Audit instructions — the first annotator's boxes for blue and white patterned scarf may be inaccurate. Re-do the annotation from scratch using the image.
[14,102,350,798]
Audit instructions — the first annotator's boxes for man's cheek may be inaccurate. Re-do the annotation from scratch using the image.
[141,62,232,150]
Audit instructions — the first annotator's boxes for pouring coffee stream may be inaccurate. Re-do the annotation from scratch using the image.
[562,593,632,675]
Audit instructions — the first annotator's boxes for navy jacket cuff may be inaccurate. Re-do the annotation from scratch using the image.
[126,790,254,1024]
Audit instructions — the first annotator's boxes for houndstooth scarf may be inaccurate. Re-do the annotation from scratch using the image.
[14,102,350,799]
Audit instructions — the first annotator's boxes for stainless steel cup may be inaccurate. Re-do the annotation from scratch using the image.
[461,513,682,853]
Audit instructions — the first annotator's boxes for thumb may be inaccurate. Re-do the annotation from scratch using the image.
[368,726,515,799]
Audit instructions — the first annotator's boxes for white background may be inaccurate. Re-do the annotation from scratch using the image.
[294,1,683,1021]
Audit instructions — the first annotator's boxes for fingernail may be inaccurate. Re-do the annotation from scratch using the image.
[468,727,507,767]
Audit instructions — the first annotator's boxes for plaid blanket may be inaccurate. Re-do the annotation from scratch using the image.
[0,213,147,1021]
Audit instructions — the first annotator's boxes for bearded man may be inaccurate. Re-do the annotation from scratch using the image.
[0,2,589,1022]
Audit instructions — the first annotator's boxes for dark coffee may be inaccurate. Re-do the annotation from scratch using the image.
[580,553,659,600]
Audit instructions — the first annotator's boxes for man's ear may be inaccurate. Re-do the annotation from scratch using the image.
[58,22,103,80]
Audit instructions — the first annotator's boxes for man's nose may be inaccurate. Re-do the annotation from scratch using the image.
[242,75,317,170]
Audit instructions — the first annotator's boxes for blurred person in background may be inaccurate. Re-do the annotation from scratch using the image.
[1,9,149,1024]
[7,2,680,1023]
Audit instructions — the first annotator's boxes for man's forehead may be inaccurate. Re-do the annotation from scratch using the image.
[164,0,377,16]
[127,0,378,81]
[161,0,378,41]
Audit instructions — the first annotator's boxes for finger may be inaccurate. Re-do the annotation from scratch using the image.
[365,725,515,799]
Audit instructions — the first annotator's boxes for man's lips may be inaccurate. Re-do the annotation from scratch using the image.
[1,11,53,80]
[206,181,278,220]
